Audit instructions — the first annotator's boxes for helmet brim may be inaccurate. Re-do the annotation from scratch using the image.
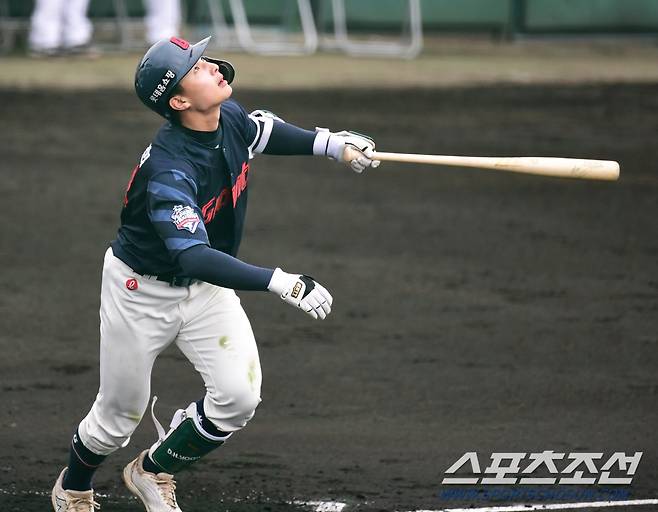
[202,57,236,85]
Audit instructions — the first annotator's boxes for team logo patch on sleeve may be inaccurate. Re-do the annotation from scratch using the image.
[171,205,200,234]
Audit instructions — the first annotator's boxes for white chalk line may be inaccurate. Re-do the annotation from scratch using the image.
[5,487,657,512]
[0,487,347,511]
[294,500,348,512]
[410,498,658,512]
[0,487,130,499]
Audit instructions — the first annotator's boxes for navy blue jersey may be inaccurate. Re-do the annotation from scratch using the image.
[112,100,269,276]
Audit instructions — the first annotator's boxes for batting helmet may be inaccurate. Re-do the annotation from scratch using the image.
[134,36,236,120]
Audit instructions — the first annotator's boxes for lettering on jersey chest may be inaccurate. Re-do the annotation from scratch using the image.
[201,161,249,224]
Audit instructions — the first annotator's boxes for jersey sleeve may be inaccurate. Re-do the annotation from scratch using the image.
[260,121,315,155]
[246,109,286,157]
[146,168,209,260]
[245,108,316,156]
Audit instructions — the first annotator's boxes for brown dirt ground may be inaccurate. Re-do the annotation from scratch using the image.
[1,84,657,511]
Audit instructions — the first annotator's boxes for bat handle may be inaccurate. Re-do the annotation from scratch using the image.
[343,146,373,163]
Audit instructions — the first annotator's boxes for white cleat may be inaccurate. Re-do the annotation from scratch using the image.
[51,468,100,511]
[122,450,182,512]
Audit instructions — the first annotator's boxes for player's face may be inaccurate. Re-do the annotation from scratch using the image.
[176,57,232,112]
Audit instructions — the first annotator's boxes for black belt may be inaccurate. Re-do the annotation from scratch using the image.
[157,275,199,287]
[139,273,199,287]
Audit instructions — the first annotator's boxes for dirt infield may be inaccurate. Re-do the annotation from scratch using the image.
[1,83,657,512]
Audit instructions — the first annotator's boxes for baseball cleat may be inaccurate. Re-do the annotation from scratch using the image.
[51,468,100,511]
[122,450,182,512]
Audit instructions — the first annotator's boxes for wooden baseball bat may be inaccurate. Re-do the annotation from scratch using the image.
[346,149,620,181]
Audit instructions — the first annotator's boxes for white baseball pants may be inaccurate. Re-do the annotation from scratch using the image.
[29,0,92,51]
[78,248,262,456]
[145,0,181,45]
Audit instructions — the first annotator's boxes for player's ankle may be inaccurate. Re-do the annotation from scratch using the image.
[63,431,106,490]
[62,468,93,492]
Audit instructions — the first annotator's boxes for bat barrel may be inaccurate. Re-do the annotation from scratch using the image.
[370,152,620,181]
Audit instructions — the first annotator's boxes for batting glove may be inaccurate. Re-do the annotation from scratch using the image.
[268,268,333,320]
[314,128,381,173]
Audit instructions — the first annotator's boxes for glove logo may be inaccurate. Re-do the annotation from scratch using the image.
[171,205,200,234]
[126,278,138,291]
[291,282,303,299]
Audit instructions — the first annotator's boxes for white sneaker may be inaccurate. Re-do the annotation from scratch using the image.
[51,468,100,511]
[122,450,182,512]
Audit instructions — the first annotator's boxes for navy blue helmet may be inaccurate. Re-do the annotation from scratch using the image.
[134,36,236,119]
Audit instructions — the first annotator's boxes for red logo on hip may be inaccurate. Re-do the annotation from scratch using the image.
[170,37,190,50]
[126,278,139,291]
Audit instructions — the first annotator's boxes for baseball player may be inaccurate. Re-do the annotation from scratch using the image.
[51,36,379,512]
[29,0,93,56]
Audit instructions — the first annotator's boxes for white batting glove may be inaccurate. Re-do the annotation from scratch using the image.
[268,268,333,320]
[313,128,381,173]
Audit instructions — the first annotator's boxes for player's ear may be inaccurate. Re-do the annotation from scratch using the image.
[169,94,190,113]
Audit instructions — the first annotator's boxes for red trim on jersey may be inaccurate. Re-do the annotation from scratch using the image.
[232,162,249,207]
[123,165,140,206]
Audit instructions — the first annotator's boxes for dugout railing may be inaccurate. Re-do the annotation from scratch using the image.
[2,0,658,56]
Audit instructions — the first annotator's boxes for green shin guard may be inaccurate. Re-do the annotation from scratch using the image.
[148,398,232,474]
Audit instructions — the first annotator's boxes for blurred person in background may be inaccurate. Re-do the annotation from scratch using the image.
[29,0,95,56]
[145,0,181,45]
